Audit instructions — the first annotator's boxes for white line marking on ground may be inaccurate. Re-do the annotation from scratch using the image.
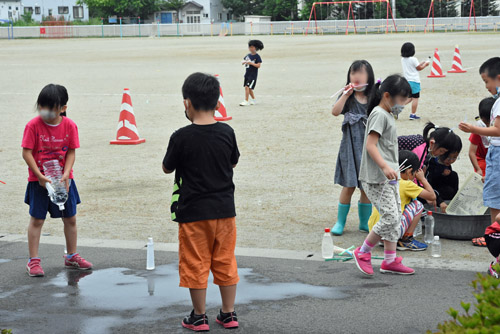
[0,233,485,272]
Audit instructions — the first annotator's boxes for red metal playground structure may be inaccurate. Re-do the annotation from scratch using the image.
[306,0,397,35]
[306,0,478,35]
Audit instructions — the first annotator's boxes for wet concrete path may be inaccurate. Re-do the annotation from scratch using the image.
[0,241,477,333]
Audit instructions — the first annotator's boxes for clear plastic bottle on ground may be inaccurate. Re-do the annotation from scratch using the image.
[414,219,423,237]
[431,236,441,257]
[322,228,334,259]
[146,237,155,270]
[42,160,68,211]
[424,211,435,244]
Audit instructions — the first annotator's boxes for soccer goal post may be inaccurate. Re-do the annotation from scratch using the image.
[305,0,397,35]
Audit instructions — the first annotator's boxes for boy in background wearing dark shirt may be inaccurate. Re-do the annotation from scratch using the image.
[469,97,495,176]
[240,39,263,107]
[163,73,240,332]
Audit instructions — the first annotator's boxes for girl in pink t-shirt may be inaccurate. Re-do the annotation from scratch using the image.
[22,84,92,277]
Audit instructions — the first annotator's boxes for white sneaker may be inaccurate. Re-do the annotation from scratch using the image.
[250,99,256,105]
[239,100,250,106]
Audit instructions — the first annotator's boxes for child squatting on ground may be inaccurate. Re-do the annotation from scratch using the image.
[459,57,500,226]
[163,73,241,332]
[353,74,415,276]
[22,84,92,277]
[468,97,496,177]
[400,42,430,120]
[331,60,375,235]
[368,150,436,252]
[240,40,263,106]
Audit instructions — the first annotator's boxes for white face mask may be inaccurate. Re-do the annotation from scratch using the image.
[391,104,405,117]
[493,87,500,100]
[353,86,366,92]
[39,109,57,121]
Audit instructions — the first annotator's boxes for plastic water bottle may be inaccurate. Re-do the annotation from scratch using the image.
[431,236,441,257]
[424,211,435,244]
[42,160,68,211]
[322,228,334,259]
[413,219,423,237]
[146,237,155,270]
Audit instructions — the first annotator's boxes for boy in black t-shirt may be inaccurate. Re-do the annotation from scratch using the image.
[163,72,240,332]
[240,39,264,107]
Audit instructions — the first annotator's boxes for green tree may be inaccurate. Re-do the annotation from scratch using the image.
[79,0,160,19]
[221,0,265,20]
[262,0,297,20]
[462,0,499,16]
[159,0,184,22]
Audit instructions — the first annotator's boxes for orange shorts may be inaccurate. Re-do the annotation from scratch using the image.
[178,217,239,289]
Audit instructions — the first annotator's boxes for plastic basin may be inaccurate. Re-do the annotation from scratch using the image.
[424,205,490,240]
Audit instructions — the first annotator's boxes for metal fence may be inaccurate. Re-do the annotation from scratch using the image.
[1,16,499,39]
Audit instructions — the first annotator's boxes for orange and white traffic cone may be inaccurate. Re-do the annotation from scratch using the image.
[214,74,232,121]
[110,88,146,145]
[428,48,446,78]
[448,45,467,73]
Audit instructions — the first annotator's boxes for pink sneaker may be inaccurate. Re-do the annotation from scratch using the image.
[64,253,93,270]
[353,247,374,276]
[380,256,415,275]
[26,258,44,277]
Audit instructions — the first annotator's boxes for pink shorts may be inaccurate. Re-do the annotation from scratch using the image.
[399,199,424,238]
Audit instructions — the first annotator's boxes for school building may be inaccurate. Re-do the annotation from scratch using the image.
[0,0,88,22]
[154,0,229,24]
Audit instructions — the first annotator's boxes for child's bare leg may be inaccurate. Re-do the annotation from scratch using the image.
[244,87,250,101]
[365,230,382,246]
[411,98,419,115]
[359,189,370,204]
[405,212,422,236]
[63,215,77,254]
[383,240,397,251]
[190,288,207,314]
[28,217,44,258]
[491,209,500,225]
[339,186,355,204]
[219,284,237,313]
[249,89,255,100]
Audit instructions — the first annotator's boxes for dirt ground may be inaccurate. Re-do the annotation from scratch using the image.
[1,32,499,262]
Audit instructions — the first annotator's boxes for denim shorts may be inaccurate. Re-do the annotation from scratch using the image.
[484,145,500,209]
[24,179,81,219]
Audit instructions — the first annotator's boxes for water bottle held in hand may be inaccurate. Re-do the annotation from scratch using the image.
[322,228,334,259]
[424,211,435,244]
[42,160,68,211]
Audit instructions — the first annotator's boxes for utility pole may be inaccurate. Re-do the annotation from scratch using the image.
[392,0,396,18]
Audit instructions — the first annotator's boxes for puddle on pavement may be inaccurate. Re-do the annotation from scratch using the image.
[2,264,348,334]
[48,264,348,311]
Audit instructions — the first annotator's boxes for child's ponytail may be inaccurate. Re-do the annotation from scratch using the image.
[366,80,382,116]
[423,122,459,152]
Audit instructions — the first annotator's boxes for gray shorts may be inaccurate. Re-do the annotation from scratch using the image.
[362,181,402,243]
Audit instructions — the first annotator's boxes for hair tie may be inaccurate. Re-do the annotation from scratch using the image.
[376,78,382,84]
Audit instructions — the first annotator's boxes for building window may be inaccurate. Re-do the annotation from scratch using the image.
[203,13,208,18]
[48,9,52,16]
[35,7,41,14]
[8,6,11,10]
[186,10,200,15]
[24,7,33,14]
[218,13,222,21]
[73,6,83,19]
[58,6,69,14]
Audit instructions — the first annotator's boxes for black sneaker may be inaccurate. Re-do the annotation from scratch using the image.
[182,310,209,332]
[216,309,239,329]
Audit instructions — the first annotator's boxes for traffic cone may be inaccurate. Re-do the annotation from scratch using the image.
[428,48,446,78]
[214,74,232,121]
[110,88,146,145]
[448,45,467,73]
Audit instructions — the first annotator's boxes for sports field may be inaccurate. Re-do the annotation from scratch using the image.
[1,33,499,261]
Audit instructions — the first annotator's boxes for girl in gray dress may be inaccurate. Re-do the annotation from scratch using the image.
[331,60,375,235]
